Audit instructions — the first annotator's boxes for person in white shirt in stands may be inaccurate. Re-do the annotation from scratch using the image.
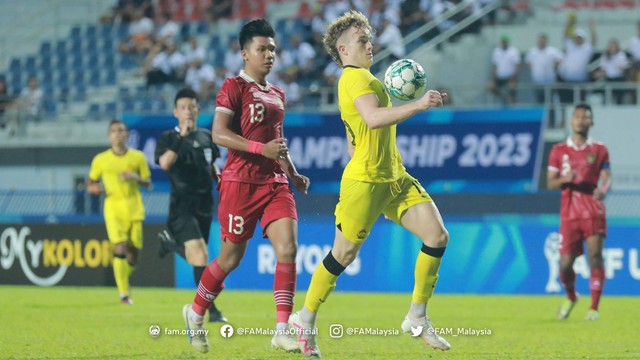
[557,15,597,103]
[629,21,640,82]
[375,16,405,63]
[223,39,243,75]
[526,33,563,104]
[146,42,187,87]
[184,36,207,66]
[594,39,630,104]
[488,34,521,106]
[185,57,216,102]
[156,12,180,44]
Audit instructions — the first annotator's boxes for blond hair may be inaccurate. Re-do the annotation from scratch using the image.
[323,10,373,66]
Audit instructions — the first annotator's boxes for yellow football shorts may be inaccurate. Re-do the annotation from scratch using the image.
[105,216,143,249]
[334,172,432,243]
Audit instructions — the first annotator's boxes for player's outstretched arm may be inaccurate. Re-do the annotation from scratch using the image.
[354,90,445,129]
[86,178,104,195]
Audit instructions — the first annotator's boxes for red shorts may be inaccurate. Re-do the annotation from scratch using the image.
[217,181,297,244]
[559,216,607,256]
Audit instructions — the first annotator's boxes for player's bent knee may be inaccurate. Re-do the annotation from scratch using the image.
[274,242,297,262]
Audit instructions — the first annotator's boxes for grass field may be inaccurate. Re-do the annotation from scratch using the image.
[1,286,638,359]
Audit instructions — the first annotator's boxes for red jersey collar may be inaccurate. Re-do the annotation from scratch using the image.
[566,136,593,150]
[240,70,270,91]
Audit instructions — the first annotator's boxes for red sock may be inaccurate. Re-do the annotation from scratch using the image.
[590,266,605,310]
[192,259,227,316]
[274,262,296,323]
[559,268,577,302]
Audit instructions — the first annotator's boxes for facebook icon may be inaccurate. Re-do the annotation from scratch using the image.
[220,324,234,338]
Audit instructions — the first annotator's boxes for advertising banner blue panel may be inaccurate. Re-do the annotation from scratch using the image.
[124,107,545,193]
[175,215,640,295]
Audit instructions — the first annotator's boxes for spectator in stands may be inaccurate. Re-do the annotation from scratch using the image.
[629,20,640,82]
[278,70,302,109]
[430,0,457,33]
[525,33,563,104]
[224,39,243,75]
[100,0,153,24]
[281,34,317,78]
[213,66,232,91]
[185,57,216,102]
[594,39,630,104]
[19,76,43,122]
[488,34,521,105]
[145,42,187,88]
[204,0,233,27]
[184,36,206,65]
[0,78,17,135]
[323,0,366,23]
[375,16,406,63]
[557,16,597,103]
[323,61,343,87]
[156,12,179,45]
[118,9,154,55]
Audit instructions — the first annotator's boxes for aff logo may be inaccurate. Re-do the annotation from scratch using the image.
[543,231,640,294]
[0,226,67,286]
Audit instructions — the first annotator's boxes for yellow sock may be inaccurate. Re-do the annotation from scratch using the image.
[412,251,442,304]
[127,262,136,277]
[304,262,339,312]
[113,257,130,296]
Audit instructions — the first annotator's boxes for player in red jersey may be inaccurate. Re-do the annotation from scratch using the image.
[547,103,611,321]
[181,19,310,354]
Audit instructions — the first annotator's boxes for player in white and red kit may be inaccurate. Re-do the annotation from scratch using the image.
[547,103,611,321]
[181,19,310,354]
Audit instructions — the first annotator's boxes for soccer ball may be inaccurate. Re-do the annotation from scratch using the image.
[383,59,427,101]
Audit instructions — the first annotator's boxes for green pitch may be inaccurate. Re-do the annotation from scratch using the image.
[1,286,638,359]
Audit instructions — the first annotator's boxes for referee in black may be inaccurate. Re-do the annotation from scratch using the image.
[155,88,226,322]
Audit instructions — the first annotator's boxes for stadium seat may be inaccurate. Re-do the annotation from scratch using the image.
[9,58,21,72]
[104,70,116,86]
[74,85,87,102]
[55,40,67,56]
[86,41,98,56]
[55,54,68,71]
[100,24,113,41]
[73,71,86,88]
[87,103,101,119]
[40,56,52,72]
[70,26,82,40]
[57,71,70,88]
[122,98,136,112]
[25,57,37,74]
[88,70,101,87]
[104,102,117,117]
[40,42,52,57]
[103,55,115,70]
[102,39,114,53]
[86,25,97,40]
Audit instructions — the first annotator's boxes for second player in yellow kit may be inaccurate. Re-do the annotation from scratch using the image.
[289,11,451,357]
[88,120,151,304]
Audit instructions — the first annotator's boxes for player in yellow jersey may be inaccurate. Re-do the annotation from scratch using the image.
[289,11,450,357]
[88,119,151,304]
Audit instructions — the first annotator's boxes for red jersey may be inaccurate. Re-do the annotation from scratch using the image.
[215,70,288,184]
[548,137,610,220]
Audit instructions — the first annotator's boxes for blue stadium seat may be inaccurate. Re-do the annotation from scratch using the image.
[100,24,113,40]
[103,55,115,70]
[71,54,84,70]
[55,40,67,56]
[104,102,117,116]
[57,71,70,88]
[70,26,82,40]
[208,35,220,50]
[55,54,68,71]
[116,24,128,40]
[40,56,52,72]
[43,97,58,116]
[70,39,83,54]
[141,98,154,112]
[88,70,101,87]
[104,69,116,86]
[41,72,53,88]
[197,21,209,34]
[101,39,114,53]
[86,41,98,55]
[122,98,135,112]
[9,58,20,72]
[73,71,85,88]
[118,87,130,99]
[25,57,37,73]
[74,85,87,102]
[40,42,52,57]
[86,25,97,40]
[87,103,101,119]
[87,53,99,68]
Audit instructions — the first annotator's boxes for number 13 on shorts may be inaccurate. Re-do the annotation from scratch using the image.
[228,214,245,235]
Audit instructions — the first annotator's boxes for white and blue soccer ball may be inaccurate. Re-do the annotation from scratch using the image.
[383,59,427,101]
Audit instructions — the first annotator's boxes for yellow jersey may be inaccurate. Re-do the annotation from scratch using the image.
[89,148,150,221]
[338,66,406,182]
